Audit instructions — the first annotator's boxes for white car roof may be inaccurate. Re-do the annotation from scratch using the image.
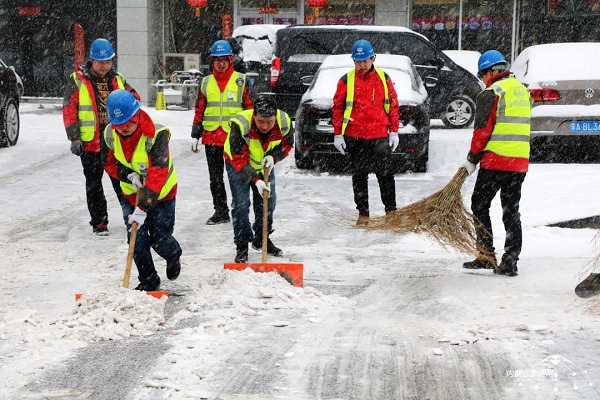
[319,53,413,70]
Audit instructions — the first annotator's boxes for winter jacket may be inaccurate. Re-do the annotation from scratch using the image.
[63,61,139,153]
[224,109,293,184]
[103,110,177,210]
[468,71,532,172]
[191,57,253,146]
[332,65,399,139]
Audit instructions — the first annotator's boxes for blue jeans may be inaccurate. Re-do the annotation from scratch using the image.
[121,199,182,287]
[225,163,276,246]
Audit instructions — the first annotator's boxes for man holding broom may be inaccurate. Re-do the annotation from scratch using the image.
[461,50,532,277]
[332,39,400,226]
[103,89,182,291]
[224,95,292,263]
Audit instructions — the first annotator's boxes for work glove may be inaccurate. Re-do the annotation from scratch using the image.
[127,172,144,189]
[70,140,83,156]
[128,207,147,228]
[191,137,201,153]
[389,132,399,152]
[333,135,346,155]
[461,161,477,176]
[255,179,271,199]
[261,155,274,168]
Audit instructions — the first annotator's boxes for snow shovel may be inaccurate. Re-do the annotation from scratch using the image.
[224,166,304,287]
[76,188,168,301]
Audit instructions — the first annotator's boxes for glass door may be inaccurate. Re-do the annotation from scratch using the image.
[237,0,301,26]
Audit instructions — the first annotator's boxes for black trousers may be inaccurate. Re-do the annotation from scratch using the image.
[345,136,397,214]
[80,151,123,227]
[471,169,526,259]
[205,144,229,214]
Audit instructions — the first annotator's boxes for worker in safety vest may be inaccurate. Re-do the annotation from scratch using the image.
[332,39,400,226]
[191,40,254,225]
[103,89,182,291]
[224,95,292,263]
[461,50,532,277]
[63,38,140,236]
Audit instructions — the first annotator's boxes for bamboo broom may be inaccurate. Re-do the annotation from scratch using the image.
[361,166,490,260]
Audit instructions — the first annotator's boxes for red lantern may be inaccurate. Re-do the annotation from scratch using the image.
[187,0,208,17]
[307,0,327,17]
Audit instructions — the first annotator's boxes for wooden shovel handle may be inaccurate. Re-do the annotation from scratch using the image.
[123,188,143,288]
[261,166,272,263]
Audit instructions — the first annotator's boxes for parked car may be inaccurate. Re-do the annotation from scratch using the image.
[295,54,430,173]
[265,25,483,128]
[512,42,600,163]
[0,58,21,147]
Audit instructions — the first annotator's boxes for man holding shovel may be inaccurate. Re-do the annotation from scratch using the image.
[224,95,292,263]
[461,50,532,276]
[103,90,182,291]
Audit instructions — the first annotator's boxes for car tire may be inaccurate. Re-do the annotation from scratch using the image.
[441,96,475,129]
[0,98,19,147]
[294,146,313,170]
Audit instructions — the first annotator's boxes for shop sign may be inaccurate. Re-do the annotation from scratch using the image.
[18,6,41,16]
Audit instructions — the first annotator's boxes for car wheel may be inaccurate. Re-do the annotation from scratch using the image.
[294,146,313,169]
[441,96,475,129]
[0,98,19,147]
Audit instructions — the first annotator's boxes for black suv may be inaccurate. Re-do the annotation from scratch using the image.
[264,25,484,128]
[0,58,21,147]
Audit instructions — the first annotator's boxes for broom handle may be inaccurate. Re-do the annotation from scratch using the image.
[123,188,142,288]
[261,166,272,264]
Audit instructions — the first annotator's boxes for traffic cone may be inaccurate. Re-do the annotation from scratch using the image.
[155,87,166,110]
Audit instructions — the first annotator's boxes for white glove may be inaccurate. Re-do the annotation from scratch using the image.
[255,179,271,198]
[191,138,201,153]
[128,207,147,227]
[461,161,477,176]
[389,132,399,151]
[127,172,144,189]
[333,135,346,155]
[262,155,274,168]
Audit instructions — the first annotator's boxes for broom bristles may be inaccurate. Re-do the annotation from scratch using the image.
[362,167,491,260]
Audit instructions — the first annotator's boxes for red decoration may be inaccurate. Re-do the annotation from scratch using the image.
[18,6,41,16]
[307,0,327,17]
[259,5,278,14]
[187,0,208,17]
[222,14,233,39]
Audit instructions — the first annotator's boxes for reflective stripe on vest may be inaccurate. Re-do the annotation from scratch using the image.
[72,72,125,142]
[341,67,390,135]
[104,124,177,198]
[200,72,246,133]
[224,109,291,174]
[485,77,531,159]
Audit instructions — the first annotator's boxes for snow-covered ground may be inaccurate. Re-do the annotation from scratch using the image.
[1,102,600,399]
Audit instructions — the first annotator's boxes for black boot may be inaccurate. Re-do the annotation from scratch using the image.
[463,256,497,270]
[166,256,181,281]
[135,282,160,291]
[575,273,600,298]
[495,253,518,276]
[251,236,283,257]
[235,243,249,263]
[206,211,230,225]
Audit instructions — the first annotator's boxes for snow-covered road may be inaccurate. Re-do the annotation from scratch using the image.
[1,103,599,399]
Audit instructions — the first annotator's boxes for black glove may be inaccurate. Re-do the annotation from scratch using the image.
[70,140,83,156]
[191,124,203,140]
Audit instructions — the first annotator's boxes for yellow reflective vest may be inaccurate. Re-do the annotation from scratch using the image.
[224,109,291,174]
[341,67,390,135]
[104,124,177,198]
[484,76,531,159]
[72,72,125,142]
[200,72,246,133]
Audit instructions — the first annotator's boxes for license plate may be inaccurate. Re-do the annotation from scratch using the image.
[569,121,600,133]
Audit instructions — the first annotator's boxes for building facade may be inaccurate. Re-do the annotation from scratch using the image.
[1,0,599,101]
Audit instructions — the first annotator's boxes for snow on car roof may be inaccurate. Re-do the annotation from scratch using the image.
[512,42,600,83]
[232,24,287,41]
[319,53,413,70]
[284,24,429,40]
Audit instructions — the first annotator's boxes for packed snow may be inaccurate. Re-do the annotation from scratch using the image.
[1,101,600,399]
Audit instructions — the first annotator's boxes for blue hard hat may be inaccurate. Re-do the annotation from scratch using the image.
[477,50,508,76]
[211,40,233,57]
[89,38,115,61]
[351,39,375,61]
[107,90,140,126]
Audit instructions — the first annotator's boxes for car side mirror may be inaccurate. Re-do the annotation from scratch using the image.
[424,76,438,88]
[300,75,314,86]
